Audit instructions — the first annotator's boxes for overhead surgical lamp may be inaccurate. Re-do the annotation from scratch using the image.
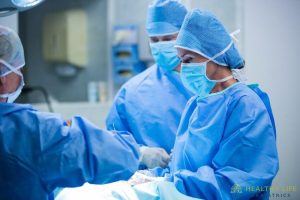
[0,0,45,17]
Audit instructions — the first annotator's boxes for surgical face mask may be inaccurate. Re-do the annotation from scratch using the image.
[150,40,181,72]
[180,62,233,99]
[0,59,25,103]
[232,68,247,83]
[179,41,236,98]
[0,76,24,103]
[172,70,180,76]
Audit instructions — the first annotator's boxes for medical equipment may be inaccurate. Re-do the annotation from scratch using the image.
[112,25,146,84]
[43,9,87,69]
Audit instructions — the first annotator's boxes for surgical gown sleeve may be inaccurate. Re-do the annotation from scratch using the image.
[106,88,130,131]
[36,114,139,192]
[171,96,279,200]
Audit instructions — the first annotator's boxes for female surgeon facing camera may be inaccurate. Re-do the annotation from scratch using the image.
[154,9,279,200]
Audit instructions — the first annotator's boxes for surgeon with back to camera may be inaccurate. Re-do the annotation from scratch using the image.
[106,0,192,169]
[0,25,140,200]
[147,9,279,200]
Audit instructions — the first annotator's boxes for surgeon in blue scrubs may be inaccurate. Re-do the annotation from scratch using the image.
[0,25,140,200]
[106,0,192,170]
[153,9,279,199]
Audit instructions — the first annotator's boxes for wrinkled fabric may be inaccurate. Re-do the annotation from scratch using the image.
[153,83,278,199]
[175,9,244,68]
[147,0,187,36]
[56,181,201,200]
[0,103,140,200]
[248,84,276,135]
[106,65,192,154]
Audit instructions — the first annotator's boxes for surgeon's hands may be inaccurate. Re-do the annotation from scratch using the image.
[139,146,171,169]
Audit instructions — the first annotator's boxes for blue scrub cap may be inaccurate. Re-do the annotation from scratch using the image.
[0,25,25,76]
[147,0,187,37]
[175,9,244,69]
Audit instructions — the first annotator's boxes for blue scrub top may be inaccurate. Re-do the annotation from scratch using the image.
[0,103,140,200]
[106,65,192,153]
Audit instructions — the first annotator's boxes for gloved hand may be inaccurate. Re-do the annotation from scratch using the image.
[139,146,171,169]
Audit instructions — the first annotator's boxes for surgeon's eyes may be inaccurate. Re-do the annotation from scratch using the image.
[162,36,174,42]
[182,57,193,63]
[150,37,159,43]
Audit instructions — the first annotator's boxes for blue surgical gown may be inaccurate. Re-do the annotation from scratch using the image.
[106,65,192,153]
[154,83,279,199]
[0,103,140,200]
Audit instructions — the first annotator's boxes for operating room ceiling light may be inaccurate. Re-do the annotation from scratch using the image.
[0,0,45,17]
[12,0,44,8]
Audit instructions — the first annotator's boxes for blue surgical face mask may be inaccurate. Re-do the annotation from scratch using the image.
[180,62,233,99]
[150,40,181,72]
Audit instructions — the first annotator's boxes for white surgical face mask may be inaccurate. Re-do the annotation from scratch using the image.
[232,68,247,83]
[0,76,24,103]
[0,60,25,103]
